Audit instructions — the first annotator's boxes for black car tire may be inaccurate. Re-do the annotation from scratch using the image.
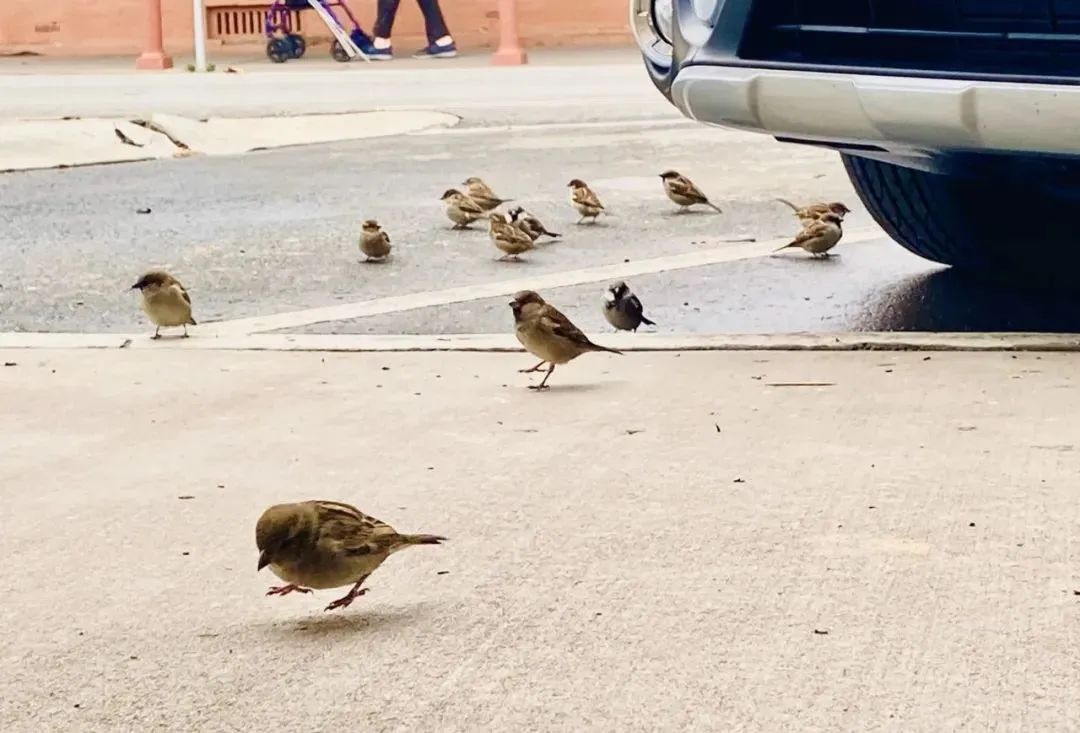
[842,153,1079,285]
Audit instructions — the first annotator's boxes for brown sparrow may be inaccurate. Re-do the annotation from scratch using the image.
[256,500,446,612]
[359,219,392,262]
[509,290,622,390]
[567,179,605,224]
[603,281,655,332]
[440,188,488,229]
[462,176,512,212]
[659,170,722,213]
[489,212,537,261]
[130,270,196,339]
[775,213,844,257]
[776,198,851,225]
[508,206,560,242]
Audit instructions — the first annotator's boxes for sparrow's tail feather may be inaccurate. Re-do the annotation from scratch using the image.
[775,197,799,212]
[188,317,198,325]
[543,229,562,238]
[774,242,797,252]
[398,534,447,546]
[641,315,656,326]
[707,202,724,214]
[588,342,623,355]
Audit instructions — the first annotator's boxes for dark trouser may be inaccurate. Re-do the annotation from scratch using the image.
[373,0,451,44]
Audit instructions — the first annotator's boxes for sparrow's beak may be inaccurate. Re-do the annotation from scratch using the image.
[130,283,141,290]
[257,551,271,571]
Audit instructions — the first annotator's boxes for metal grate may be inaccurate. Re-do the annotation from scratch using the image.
[207,6,303,40]
[739,0,1080,81]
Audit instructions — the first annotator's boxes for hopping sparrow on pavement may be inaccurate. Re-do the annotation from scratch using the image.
[509,290,622,390]
[659,170,722,213]
[359,219,392,262]
[130,270,197,339]
[603,281,656,332]
[568,179,606,224]
[775,212,844,257]
[256,500,446,612]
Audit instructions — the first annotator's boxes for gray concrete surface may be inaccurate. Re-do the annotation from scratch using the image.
[0,120,866,334]
[3,348,1079,731]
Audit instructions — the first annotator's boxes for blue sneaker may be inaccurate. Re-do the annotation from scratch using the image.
[366,46,393,61]
[413,41,457,59]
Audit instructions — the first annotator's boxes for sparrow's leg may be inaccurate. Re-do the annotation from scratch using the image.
[519,360,546,373]
[266,584,313,597]
[325,575,370,612]
[182,325,189,338]
[577,215,585,225]
[152,327,161,340]
[529,363,556,391]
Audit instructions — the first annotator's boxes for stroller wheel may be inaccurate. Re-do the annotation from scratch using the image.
[330,40,351,63]
[266,38,291,63]
[286,33,306,59]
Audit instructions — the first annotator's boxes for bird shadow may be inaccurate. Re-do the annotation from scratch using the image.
[524,381,613,394]
[770,253,843,265]
[252,603,436,639]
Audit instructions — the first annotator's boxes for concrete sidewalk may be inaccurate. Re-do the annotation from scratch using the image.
[3,348,1078,730]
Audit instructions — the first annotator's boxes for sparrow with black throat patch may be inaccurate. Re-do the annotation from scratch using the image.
[603,281,656,332]
[510,290,622,390]
[489,212,537,261]
[462,176,513,212]
[440,188,488,229]
[256,500,446,612]
[130,270,196,339]
[568,179,605,224]
[775,212,844,257]
[359,219,392,262]
[508,206,560,242]
[659,170,722,213]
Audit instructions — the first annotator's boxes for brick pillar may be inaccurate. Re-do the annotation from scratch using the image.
[135,0,173,70]
[492,0,527,66]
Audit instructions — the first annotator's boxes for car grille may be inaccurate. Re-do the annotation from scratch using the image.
[739,0,1080,81]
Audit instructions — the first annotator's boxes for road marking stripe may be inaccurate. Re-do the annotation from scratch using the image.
[198,229,884,336]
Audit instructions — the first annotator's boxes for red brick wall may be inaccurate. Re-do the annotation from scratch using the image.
[0,0,631,56]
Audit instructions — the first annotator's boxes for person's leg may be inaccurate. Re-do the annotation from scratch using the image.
[414,0,456,57]
[373,0,402,49]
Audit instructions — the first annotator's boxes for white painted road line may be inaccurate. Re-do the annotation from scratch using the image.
[2,332,1079,353]
[198,229,884,336]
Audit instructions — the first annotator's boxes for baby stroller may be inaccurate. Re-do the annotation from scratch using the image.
[265,0,373,63]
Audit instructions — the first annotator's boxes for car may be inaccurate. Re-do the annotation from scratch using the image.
[631,0,1080,284]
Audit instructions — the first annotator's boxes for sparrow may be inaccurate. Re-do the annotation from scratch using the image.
[509,290,622,390]
[775,212,844,257]
[130,270,196,339]
[440,188,488,229]
[462,176,513,212]
[659,170,722,213]
[256,500,446,612]
[567,179,605,224]
[776,198,851,225]
[603,281,656,332]
[507,206,560,242]
[358,219,392,262]
[489,212,537,261]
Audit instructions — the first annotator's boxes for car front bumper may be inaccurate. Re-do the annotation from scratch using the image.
[670,65,1080,158]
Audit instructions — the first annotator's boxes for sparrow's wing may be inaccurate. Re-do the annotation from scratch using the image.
[672,176,708,202]
[170,283,192,306]
[313,500,401,554]
[458,195,486,215]
[626,294,645,319]
[538,304,595,347]
[790,221,830,247]
[574,187,604,210]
